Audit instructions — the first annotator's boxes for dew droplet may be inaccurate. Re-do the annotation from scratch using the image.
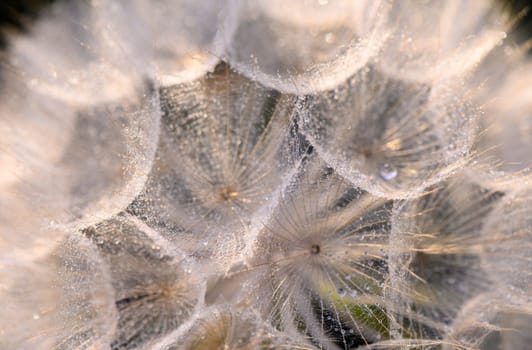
[337,287,347,297]
[349,289,358,297]
[379,163,397,180]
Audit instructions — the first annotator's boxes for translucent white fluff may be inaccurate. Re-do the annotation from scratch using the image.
[376,0,507,82]
[92,0,239,87]
[482,186,532,296]
[299,65,478,198]
[127,65,303,270]
[0,234,117,350]
[0,1,530,349]
[0,78,160,261]
[82,212,205,349]
[150,306,316,350]
[225,0,389,94]
[7,1,148,106]
[241,154,394,348]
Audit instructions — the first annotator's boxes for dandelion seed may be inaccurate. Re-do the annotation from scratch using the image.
[83,213,204,349]
[226,0,389,93]
[7,1,147,105]
[377,0,507,82]
[299,65,478,198]
[62,89,161,227]
[0,234,116,350]
[0,74,77,260]
[481,186,531,296]
[127,65,302,268]
[0,73,160,261]
[474,58,532,175]
[150,306,316,350]
[244,154,394,348]
[94,0,238,87]
[389,173,505,341]
[436,295,532,350]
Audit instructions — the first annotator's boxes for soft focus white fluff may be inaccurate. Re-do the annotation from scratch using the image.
[0,1,530,349]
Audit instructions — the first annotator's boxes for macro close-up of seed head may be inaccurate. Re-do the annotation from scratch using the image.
[0,0,531,349]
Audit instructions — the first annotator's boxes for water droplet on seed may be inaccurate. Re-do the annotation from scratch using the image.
[379,163,397,180]
[337,287,347,297]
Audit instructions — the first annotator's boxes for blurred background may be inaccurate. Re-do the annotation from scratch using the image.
[0,0,531,51]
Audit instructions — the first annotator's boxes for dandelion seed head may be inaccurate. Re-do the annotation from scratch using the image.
[0,1,530,349]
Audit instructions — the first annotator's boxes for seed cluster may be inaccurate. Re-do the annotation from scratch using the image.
[0,1,530,350]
